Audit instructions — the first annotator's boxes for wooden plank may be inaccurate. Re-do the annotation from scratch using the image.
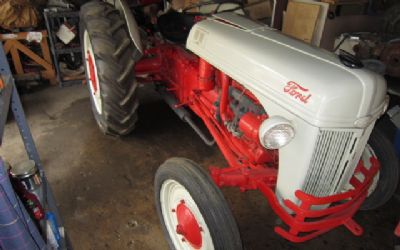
[40,38,52,65]
[2,40,12,54]
[10,47,24,75]
[292,0,329,46]
[282,2,321,44]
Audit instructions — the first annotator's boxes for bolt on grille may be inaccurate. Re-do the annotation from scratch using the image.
[302,129,358,197]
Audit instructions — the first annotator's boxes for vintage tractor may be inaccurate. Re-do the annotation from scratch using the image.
[79,0,399,248]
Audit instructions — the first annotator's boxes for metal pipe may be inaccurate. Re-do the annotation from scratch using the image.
[219,72,230,122]
[158,87,215,146]
[184,117,215,146]
[193,97,242,168]
[198,58,214,91]
[239,113,262,142]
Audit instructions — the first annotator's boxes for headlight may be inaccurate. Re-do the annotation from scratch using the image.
[259,116,295,149]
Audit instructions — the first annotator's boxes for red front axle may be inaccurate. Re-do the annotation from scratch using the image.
[211,157,379,242]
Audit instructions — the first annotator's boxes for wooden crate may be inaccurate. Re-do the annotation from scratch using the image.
[282,1,321,44]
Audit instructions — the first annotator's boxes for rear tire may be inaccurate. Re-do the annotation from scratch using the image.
[155,158,243,250]
[70,0,90,7]
[80,1,140,136]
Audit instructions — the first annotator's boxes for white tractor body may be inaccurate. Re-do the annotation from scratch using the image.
[186,13,388,206]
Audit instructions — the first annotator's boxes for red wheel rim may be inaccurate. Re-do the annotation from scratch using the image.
[175,200,202,249]
[87,51,98,94]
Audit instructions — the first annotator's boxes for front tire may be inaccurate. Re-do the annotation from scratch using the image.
[155,158,243,250]
[80,1,140,136]
[360,126,399,210]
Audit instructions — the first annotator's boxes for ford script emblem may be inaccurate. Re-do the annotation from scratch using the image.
[284,81,312,104]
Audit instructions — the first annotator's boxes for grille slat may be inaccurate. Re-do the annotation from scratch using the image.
[318,131,340,197]
[306,131,329,195]
[320,131,347,196]
[302,129,357,197]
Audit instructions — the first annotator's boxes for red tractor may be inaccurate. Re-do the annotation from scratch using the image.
[80,0,399,248]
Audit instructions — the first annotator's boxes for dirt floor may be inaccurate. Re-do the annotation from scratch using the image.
[0,84,399,250]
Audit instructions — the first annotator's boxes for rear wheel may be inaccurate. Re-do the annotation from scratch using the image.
[80,1,140,135]
[155,158,243,250]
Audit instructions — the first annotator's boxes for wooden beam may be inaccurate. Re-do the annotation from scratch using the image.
[2,40,12,54]
[12,40,54,72]
[10,47,24,74]
[40,38,52,65]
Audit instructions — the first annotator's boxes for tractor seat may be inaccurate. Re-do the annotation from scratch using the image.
[158,11,198,43]
[158,1,244,43]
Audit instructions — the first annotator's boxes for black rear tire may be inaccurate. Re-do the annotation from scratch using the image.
[80,0,140,136]
[383,3,400,35]
[155,158,243,250]
[70,0,90,7]
[361,126,399,210]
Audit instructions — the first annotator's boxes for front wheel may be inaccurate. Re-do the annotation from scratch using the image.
[360,126,399,210]
[155,158,243,250]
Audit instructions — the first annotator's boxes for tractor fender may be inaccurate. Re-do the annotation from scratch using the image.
[104,0,143,55]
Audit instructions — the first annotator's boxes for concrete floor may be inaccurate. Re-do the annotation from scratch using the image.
[0,84,399,250]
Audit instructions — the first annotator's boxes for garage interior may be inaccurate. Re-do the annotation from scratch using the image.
[0,0,399,249]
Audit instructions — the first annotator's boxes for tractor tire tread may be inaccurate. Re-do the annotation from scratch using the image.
[361,126,399,210]
[80,0,140,136]
[155,158,243,250]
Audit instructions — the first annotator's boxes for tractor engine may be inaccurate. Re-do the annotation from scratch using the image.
[186,13,388,206]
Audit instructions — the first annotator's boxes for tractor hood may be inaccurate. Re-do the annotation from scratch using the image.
[186,13,387,128]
